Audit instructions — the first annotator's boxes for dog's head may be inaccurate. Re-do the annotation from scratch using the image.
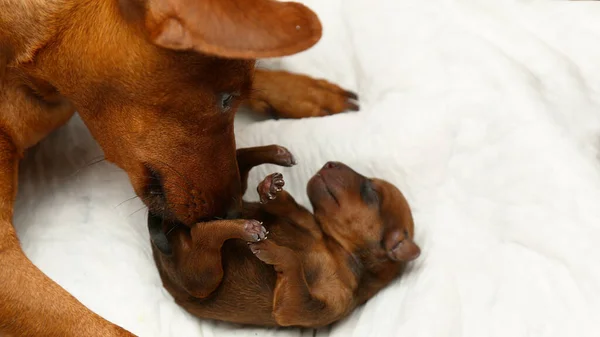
[307,162,420,272]
[18,0,322,225]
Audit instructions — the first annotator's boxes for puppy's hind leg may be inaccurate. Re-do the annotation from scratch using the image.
[249,240,351,328]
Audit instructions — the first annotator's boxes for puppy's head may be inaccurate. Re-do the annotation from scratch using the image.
[307,162,420,267]
[20,0,322,227]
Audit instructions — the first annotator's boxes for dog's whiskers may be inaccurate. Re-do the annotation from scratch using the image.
[114,195,139,208]
[128,206,148,217]
[70,156,107,178]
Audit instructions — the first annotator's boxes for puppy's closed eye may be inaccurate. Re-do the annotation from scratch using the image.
[360,179,379,205]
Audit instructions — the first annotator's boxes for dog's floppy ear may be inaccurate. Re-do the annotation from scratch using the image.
[120,0,322,59]
[384,230,420,262]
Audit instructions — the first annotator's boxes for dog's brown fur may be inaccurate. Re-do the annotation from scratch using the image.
[151,146,420,327]
[0,0,359,335]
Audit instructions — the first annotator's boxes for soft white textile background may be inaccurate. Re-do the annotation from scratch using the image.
[13,1,600,336]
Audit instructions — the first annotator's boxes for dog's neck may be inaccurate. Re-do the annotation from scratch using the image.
[0,0,69,67]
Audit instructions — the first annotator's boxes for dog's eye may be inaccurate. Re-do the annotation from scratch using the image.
[360,179,379,205]
[219,93,237,112]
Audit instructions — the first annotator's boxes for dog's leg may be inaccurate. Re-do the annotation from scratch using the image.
[249,240,352,328]
[169,219,267,299]
[0,134,134,336]
[246,69,359,119]
[237,145,296,195]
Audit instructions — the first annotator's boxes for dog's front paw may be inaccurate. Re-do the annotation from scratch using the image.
[303,78,359,116]
[258,173,285,204]
[242,220,268,242]
[250,70,359,119]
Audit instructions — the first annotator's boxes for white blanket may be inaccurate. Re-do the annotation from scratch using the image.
[14,0,600,336]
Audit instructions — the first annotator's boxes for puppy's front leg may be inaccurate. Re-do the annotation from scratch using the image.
[249,240,352,328]
[237,145,296,195]
[0,135,134,336]
[247,69,359,119]
[169,219,267,299]
[255,174,322,238]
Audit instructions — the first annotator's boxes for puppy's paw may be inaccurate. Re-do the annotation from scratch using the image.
[271,145,297,167]
[258,173,285,204]
[250,241,298,272]
[248,240,278,265]
[242,220,268,242]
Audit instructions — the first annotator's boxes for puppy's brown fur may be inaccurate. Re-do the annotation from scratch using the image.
[0,0,358,335]
[151,146,420,327]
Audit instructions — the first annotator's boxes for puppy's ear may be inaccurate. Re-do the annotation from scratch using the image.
[119,0,322,59]
[384,230,420,262]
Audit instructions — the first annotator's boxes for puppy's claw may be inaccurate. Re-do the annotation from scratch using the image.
[243,220,268,242]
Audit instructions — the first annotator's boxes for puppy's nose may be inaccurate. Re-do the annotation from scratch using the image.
[323,161,340,169]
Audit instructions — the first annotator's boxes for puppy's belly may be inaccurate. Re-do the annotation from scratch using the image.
[179,241,278,326]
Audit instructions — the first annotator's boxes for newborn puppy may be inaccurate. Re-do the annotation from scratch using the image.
[149,146,420,328]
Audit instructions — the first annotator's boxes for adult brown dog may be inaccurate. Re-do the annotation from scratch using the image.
[0,0,358,335]
[150,146,420,327]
